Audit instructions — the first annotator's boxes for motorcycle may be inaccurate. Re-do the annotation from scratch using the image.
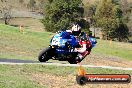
[38,31,97,64]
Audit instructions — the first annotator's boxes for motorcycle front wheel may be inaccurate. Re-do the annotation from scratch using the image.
[38,47,52,62]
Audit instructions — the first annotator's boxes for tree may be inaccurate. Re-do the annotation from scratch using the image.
[83,2,98,28]
[0,0,12,25]
[94,0,129,41]
[83,2,97,19]
[115,22,129,42]
[37,0,49,14]
[42,0,86,32]
[28,0,36,11]
[120,0,128,15]
[94,0,117,39]
[120,1,132,38]
[19,0,24,4]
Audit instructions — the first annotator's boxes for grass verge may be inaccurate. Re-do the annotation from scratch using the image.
[0,24,53,60]
[92,39,132,60]
[0,64,131,88]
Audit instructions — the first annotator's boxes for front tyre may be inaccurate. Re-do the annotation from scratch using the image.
[38,47,52,62]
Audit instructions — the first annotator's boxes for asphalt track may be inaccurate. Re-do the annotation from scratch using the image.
[0,58,132,71]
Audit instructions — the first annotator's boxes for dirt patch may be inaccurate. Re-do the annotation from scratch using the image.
[31,73,75,88]
[81,53,132,68]
[31,73,132,88]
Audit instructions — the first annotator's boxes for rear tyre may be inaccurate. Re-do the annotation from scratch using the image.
[68,56,82,64]
[68,59,77,64]
[68,53,81,64]
[38,47,52,62]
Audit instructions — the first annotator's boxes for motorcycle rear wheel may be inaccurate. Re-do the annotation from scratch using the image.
[68,58,78,64]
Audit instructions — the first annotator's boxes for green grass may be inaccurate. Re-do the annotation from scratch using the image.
[0,24,53,60]
[0,65,44,88]
[10,17,44,32]
[20,65,132,75]
[0,65,131,88]
[0,24,132,61]
[92,39,132,60]
[129,36,132,41]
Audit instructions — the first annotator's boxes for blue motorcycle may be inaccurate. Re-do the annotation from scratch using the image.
[38,31,97,64]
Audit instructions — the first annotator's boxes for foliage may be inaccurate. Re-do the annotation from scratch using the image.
[94,0,129,41]
[42,0,85,32]
[28,0,36,11]
[115,22,129,42]
[120,1,132,40]
[0,0,12,25]
[19,0,24,3]
[83,2,97,19]
[37,0,46,14]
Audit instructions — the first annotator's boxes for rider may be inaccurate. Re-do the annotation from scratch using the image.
[71,23,92,62]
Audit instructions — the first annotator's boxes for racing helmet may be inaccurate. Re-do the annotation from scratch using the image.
[71,23,81,36]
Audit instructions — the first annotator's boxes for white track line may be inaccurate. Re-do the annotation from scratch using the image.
[0,62,132,71]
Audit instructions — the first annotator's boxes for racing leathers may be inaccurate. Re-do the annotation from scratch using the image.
[75,38,92,62]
